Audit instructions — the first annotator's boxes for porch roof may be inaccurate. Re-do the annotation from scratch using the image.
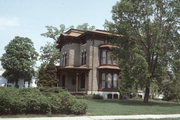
[97,65,120,70]
[99,44,118,49]
[56,66,91,71]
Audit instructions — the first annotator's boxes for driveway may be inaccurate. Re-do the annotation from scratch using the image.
[1,114,180,120]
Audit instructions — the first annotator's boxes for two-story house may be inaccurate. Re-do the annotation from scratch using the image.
[56,29,120,99]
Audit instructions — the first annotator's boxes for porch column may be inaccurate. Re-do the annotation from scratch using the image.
[76,73,79,92]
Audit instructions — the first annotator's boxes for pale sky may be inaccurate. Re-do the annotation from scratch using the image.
[0,0,118,67]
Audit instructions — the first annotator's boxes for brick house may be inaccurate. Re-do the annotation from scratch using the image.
[56,29,120,99]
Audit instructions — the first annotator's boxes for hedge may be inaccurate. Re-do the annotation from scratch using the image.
[0,87,87,115]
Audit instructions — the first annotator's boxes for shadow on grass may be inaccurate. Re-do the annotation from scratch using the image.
[90,99,180,107]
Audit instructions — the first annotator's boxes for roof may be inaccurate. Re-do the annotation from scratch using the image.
[62,29,85,37]
[89,29,122,37]
[99,44,117,49]
[57,29,122,49]
[57,66,91,70]
[97,65,120,70]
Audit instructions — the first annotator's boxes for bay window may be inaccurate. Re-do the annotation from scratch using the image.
[100,72,118,89]
[113,74,118,88]
[102,73,106,88]
[107,73,113,88]
[101,50,117,65]
[102,50,106,64]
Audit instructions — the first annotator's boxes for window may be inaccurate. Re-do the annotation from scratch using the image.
[104,40,109,44]
[113,74,118,88]
[113,94,118,99]
[107,94,112,99]
[107,52,113,64]
[81,49,87,65]
[101,50,106,64]
[107,73,112,88]
[112,57,117,65]
[62,52,68,66]
[102,73,106,88]
[101,50,116,65]
[100,73,118,89]
[80,73,85,89]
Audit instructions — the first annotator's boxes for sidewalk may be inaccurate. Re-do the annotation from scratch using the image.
[1,114,180,120]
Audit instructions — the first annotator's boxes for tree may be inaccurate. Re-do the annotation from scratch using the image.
[105,0,179,103]
[40,24,68,64]
[40,23,96,64]
[37,59,58,87]
[0,36,38,86]
[76,23,95,31]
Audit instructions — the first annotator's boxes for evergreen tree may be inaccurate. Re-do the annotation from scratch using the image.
[38,59,58,87]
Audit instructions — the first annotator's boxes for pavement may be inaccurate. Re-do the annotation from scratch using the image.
[1,114,180,120]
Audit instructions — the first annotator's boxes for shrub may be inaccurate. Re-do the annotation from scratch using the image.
[0,87,87,115]
[49,94,62,114]
[70,100,87,115]
[92,94,103,99]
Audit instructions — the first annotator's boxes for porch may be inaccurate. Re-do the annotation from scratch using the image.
[57,66,91,93]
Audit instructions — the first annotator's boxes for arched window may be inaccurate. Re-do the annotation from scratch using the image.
[107,73,112,88]
[81,49,87,65]
[113,74,118,88]
[101,50,106,64]
[62,52,68,66]
[107,52,113,64]
[102,73,106,88]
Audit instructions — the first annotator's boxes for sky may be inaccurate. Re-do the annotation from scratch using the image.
[0,0,118,68]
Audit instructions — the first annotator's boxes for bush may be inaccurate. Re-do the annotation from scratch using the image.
[0,87,87,115]
[39,87,64,93]
[71,100,87,115]
[92,94,103,99]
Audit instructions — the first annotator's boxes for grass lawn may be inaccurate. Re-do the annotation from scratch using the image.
[84,99,180,115]
[116,118,180,120]
[1,99,180,118]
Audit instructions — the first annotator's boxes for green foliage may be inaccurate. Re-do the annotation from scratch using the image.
[92,94,103,99]
[70,100,87,115]
[37,59,58,87]
[39,42,60,64]
[41,24,67,41]
[106,0,179,103]
[0,36,38,83]
[76,23,95,31]
[39,86,64,94]
[0,87,87,115]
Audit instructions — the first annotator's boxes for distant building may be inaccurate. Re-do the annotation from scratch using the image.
[0,76,7,87]
[6,78,37,88]
[56,29,121,99]
[0,65,7,87]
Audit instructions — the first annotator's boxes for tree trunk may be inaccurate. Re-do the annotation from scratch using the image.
[144,83,150,103]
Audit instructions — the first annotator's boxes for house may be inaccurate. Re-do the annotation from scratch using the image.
[6,78,37,88]
[0,64,37,88]
[0,65,7,87]
[56,29,120,99]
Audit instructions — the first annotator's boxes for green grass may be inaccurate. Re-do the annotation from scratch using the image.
[1,99,180,118]
[84,99,180,115]
[114,117,180,120]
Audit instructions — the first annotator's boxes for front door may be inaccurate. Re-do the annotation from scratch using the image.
[80,73,85,89]
[62,75,65,89]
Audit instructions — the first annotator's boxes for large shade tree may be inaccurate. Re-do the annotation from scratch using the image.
[0,36,38,87]
[105,0,180,103]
